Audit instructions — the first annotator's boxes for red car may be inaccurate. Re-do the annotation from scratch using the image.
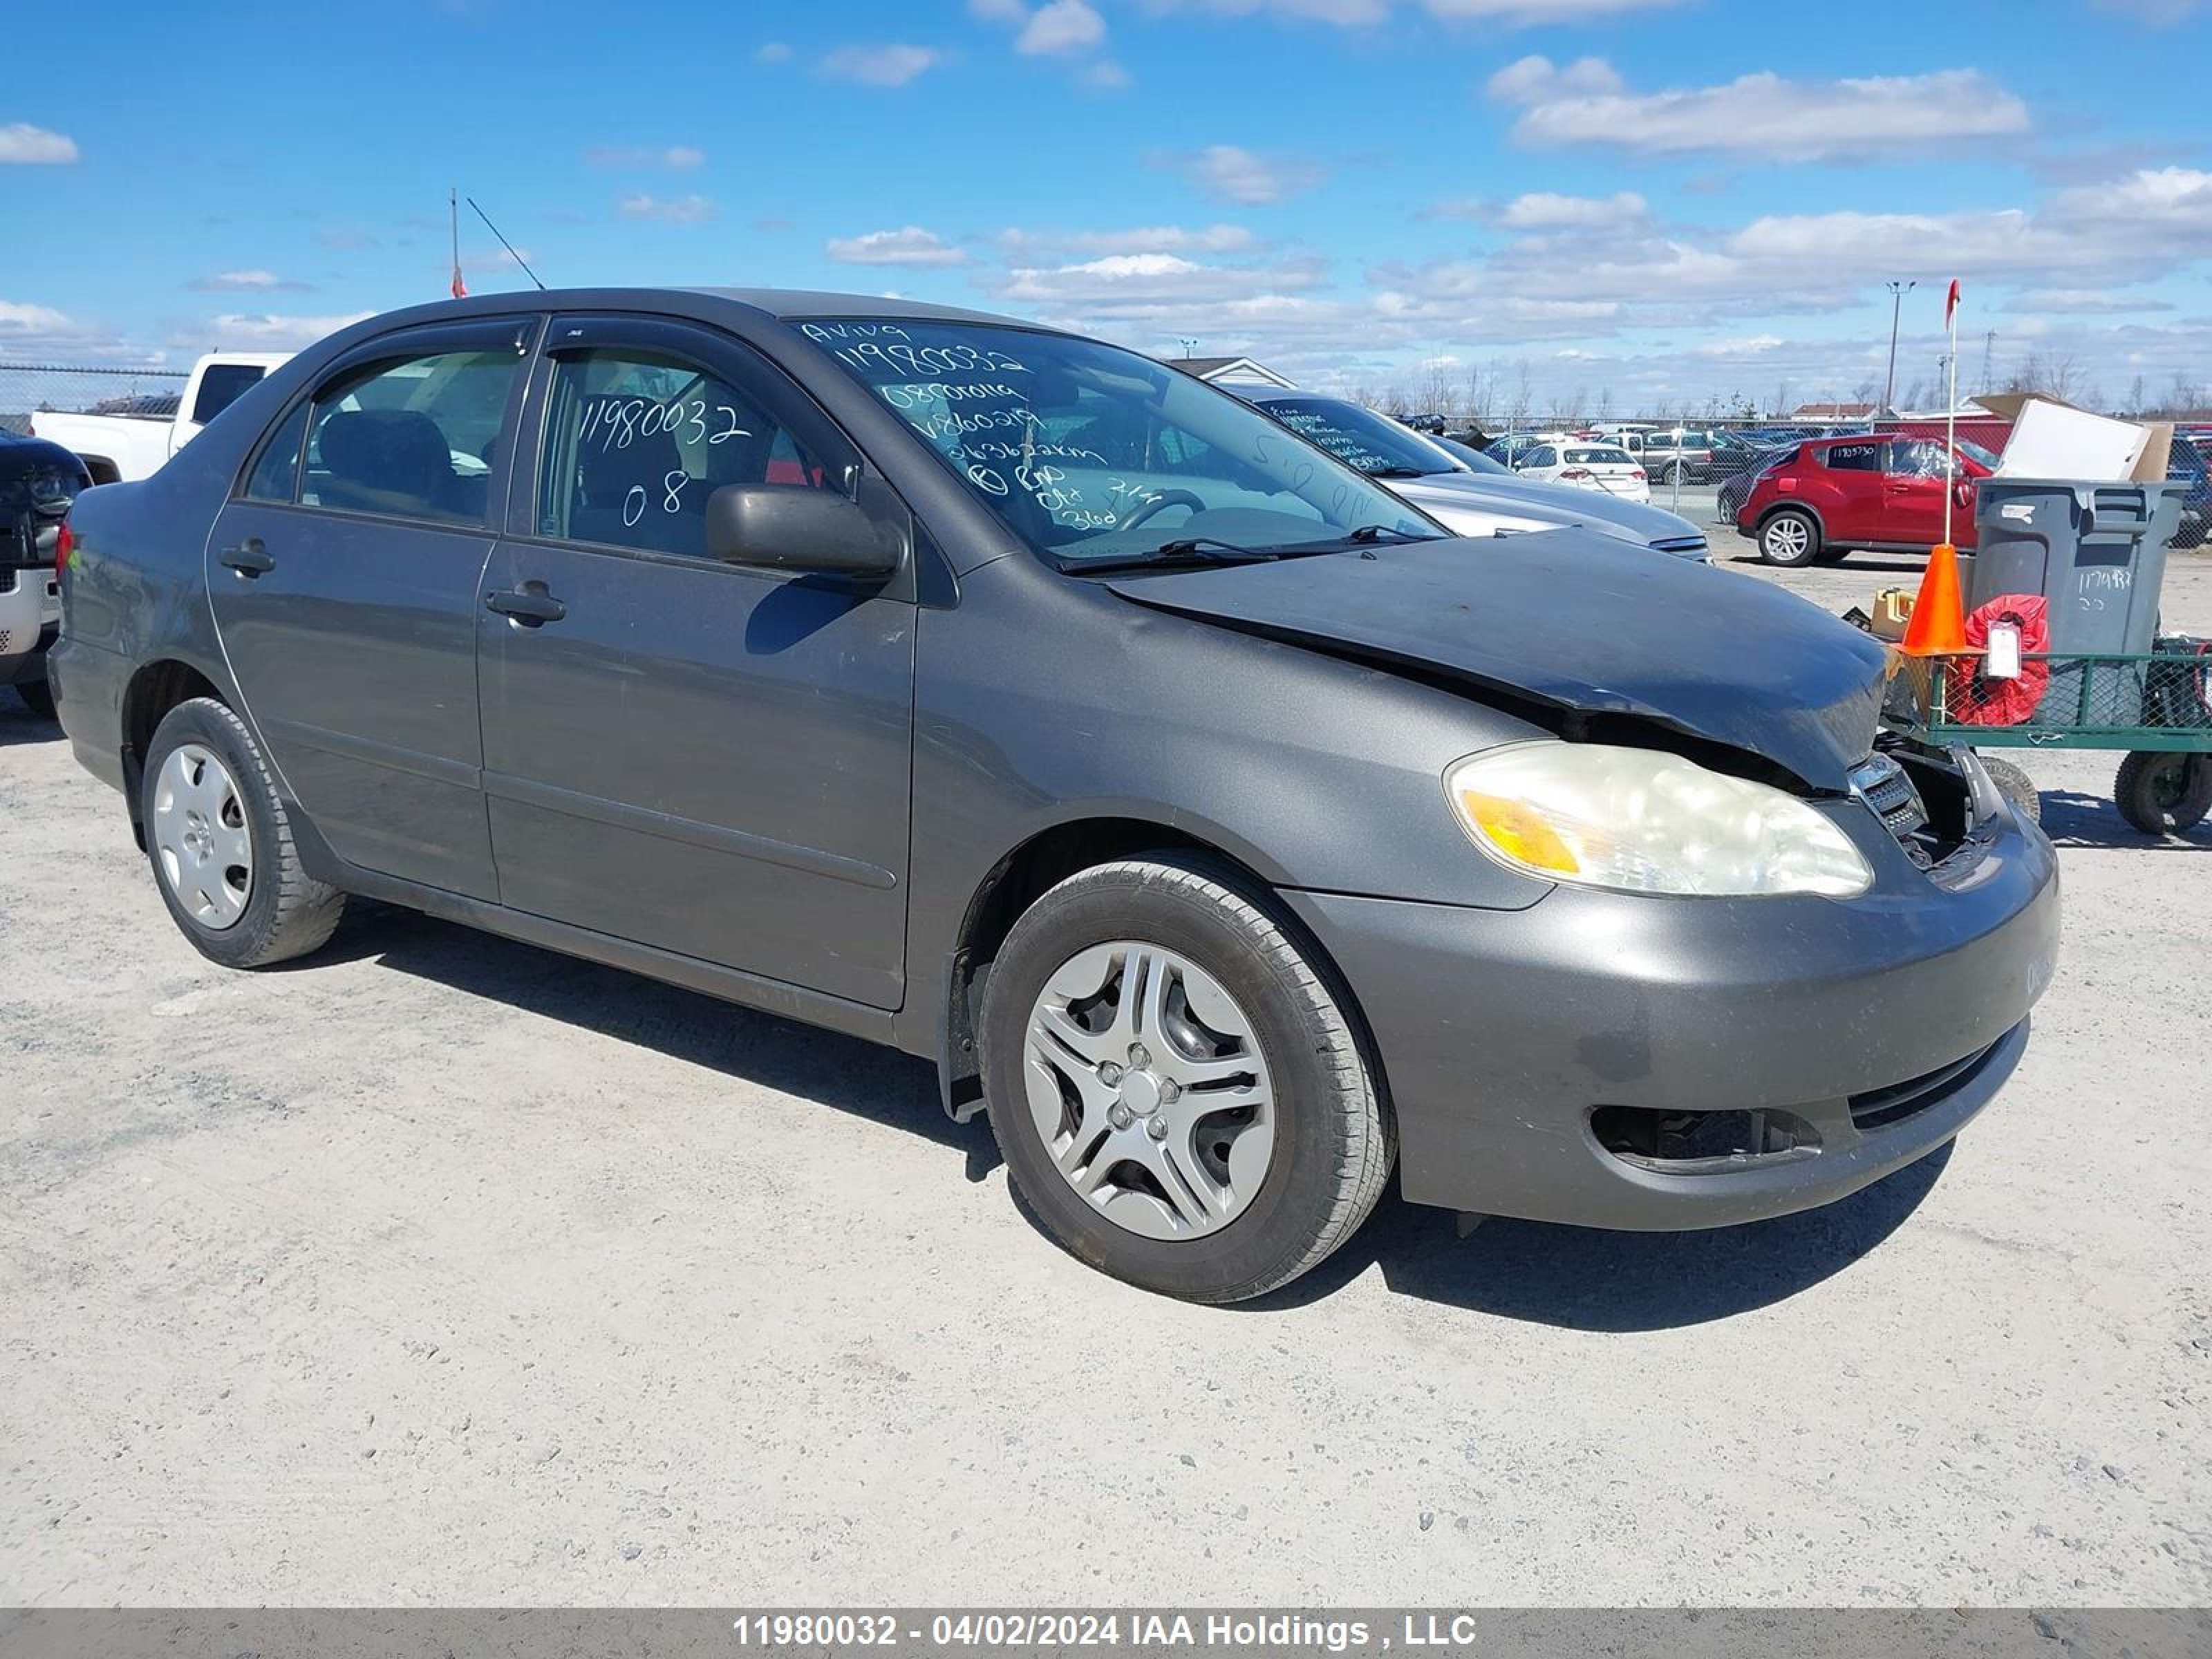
[1734,434,1997,566]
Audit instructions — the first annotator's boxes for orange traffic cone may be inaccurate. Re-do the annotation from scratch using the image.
[1898,542,1967,655]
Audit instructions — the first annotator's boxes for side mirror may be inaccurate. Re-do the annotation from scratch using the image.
[704,485,902,578]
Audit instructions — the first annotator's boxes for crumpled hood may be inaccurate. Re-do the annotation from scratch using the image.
[1106,531,1888,789]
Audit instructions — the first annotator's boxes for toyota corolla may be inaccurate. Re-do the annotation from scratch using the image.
[52,289,2059,1302]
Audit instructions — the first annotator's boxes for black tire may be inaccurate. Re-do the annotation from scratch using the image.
[15,677,55,719]
[980,854,1394,1304]
[140,697,346,967]
[1979,754,2041,825]
[1757,508,1822,568]
[2113,751,2212,836]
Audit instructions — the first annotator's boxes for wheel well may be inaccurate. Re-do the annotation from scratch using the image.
[81,457,122,488]
[1754,502,1821,538]
[120,659,224,836]
[939,818,1255,1120]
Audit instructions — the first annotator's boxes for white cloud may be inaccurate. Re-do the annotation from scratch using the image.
[991,251,1329,320]
[586,144,705,169]
[2094,0,2205,19]
[617,194,719,223]
[1145,0,1676,19]
[1000,223,1259,254]
[1081,57,1130,88]
[826,226,968,267]
[1018,0,1107,52]
[1488,58,2032,161]
[820,44,944,86]
[755,41,794,63]
[204,312,375,350]
[1165,144,1324,205]
[188,270,314,293]
[0,122,77,165]
[969,0,1027,17]
[1494,190,1649,229]
[1691,334,1786,357]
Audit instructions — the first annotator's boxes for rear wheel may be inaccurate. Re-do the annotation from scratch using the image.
[980,854,1393,1304]
[2114,751,2212,836]
[1757,508,1821,568]
[15,678,54,719]
[140,697,346,968]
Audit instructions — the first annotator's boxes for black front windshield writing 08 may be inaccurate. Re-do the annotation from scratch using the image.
[804,318,1432,561]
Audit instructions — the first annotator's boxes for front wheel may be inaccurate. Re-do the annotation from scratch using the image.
[1757,509,1821,567]
[140,697,347,968]
[980,855,1394,1304]
[1979,755,2041,825]
[2114,750,2212,836]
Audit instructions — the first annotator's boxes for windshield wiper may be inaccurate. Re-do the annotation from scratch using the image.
[1345,523,1435,544]
[1366,466,1432,480]
[1068,537,1280,576]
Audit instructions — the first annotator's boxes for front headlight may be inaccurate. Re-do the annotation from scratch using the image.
[1445,743,1873,898]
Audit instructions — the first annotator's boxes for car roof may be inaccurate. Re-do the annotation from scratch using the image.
[299,285,1056,347]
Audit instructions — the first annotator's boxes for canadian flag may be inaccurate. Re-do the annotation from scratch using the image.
[1944,279,1961,330]
[451,264,467,300]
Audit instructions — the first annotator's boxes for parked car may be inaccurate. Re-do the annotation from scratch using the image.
[32,352,290,485]
[1735,434,1997,566]
[1598,426,1718,485]
[1714,442,1800,526]
[1503,440,1651,503]
[55,288,2059,1303]
[1237,391,1707,557]
[1,431,90,716]
[2164,433,2208,549]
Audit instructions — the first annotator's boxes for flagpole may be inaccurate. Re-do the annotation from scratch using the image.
[1943,288,1960,549]
[449,187,461,300]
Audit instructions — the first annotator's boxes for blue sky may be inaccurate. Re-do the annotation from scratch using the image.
[6,0,2209,413]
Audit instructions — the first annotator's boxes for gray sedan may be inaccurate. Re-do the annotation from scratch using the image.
[52,288,2058,1302]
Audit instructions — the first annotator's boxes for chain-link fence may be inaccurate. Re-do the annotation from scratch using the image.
[0,362,186,437]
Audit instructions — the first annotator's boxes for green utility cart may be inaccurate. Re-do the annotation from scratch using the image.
[1884,645,2212,836]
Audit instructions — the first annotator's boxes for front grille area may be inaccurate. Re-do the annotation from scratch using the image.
[1848,1038,2003,1132]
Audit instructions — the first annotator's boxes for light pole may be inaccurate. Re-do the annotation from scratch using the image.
[1883,280,1915,416]
[1177,337,1198,361]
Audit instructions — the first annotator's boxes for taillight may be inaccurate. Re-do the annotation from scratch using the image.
[1560,468,1593,481]
[55,520,74,579]
[1631,467,1647,480]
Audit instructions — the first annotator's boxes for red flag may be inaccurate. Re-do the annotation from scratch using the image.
[450,264,467,300]
[1944,279,1960,330]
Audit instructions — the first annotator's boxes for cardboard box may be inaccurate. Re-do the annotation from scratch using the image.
[1974,392,2173,483]
[1868,586,1914,641]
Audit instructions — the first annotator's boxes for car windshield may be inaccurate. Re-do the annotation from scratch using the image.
[1245,395,1459,480]
[1566,447,1633,465]
[805,318,1438,564]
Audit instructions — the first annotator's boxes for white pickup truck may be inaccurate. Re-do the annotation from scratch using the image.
[32,352,290,484]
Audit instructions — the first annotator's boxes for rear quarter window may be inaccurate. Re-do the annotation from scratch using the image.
[1821,440,1884,472]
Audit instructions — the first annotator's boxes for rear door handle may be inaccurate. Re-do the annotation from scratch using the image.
[220,538,275,577]
[485,585,567,626]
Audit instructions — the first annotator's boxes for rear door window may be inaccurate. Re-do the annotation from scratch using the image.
[1821,440,1884,472]
[303,347,523,526]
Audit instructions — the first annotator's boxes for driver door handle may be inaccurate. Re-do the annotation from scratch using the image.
[486,585,567,626]
[220,538,275,577]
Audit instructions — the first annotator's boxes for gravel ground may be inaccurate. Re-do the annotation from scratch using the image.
[2,552,2207,1607]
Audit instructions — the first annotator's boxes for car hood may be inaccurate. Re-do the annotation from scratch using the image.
[1398,471,1705,550]
[1106,532,1887,789]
